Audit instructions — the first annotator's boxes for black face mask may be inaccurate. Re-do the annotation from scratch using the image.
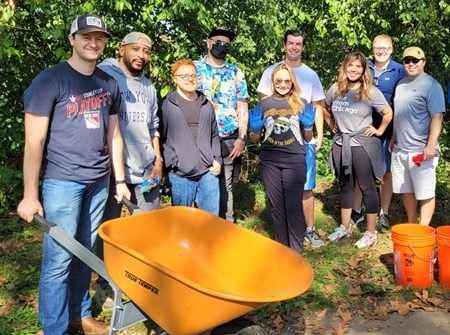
[210,44,229,60]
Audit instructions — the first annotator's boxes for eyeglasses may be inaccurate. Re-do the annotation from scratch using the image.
[174,74,197,80]
[274,79,292,86]
[373,47,391,52]
[211,39,231,48]
[403,58,422,64]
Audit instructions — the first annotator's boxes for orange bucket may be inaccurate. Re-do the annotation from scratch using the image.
[436,226,450,289]
[391,224,435,289]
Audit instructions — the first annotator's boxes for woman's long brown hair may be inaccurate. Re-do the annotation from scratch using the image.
[335,52,373,101]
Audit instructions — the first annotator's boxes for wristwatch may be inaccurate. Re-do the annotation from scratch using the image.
[238,134,247,141]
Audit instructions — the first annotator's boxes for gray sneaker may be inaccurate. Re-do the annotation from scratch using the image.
[93,284,114,311]
[350,209,364,226]
[305,228,325,248]
[377,214,390,233]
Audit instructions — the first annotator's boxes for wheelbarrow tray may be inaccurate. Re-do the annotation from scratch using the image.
[99,206,314,335]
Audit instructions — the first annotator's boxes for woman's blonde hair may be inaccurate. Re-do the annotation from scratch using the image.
[335,52,372,101]
[271,62,304,113]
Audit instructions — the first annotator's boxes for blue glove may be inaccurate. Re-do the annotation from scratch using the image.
[249,104,266,132]
[299,103,315,129]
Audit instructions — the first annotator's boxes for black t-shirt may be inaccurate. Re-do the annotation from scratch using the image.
[259,96,305,154]
[175,91,201,140]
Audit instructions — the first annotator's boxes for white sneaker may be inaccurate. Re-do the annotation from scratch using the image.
[354,231,378,249]
[328,224,352,242]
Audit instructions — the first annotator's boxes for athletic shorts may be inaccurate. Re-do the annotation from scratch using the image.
[391,150,438,200]
[304,140,316,191]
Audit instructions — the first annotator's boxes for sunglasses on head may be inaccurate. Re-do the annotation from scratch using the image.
[403,57,422,64]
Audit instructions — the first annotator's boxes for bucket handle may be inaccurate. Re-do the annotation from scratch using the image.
[407,243,437,264]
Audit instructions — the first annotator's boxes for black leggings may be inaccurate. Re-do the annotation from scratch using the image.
[260,150,306,253]
[332,144,379,214]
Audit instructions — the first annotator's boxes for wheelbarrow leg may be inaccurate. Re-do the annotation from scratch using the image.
[108,284,148,334]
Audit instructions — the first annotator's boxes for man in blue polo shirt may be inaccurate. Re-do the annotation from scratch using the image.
[351,34,405,232]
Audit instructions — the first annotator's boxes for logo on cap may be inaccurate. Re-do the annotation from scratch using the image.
[86,16,103,28]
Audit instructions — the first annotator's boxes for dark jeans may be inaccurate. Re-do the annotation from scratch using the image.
[332,144,379,214]
[260,150,306,253]
[219,136,242,222]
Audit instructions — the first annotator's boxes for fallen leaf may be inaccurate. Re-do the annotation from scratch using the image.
[315,308,328,319]
[397,304,411,315]
[367,325,384,332]
[271,314,284,330]
[331,320,348,335]
[347,257,359,269]
[348,285,362,296]
[337,310,353,322]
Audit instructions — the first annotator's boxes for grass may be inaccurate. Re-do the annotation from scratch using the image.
[0,158,449,334]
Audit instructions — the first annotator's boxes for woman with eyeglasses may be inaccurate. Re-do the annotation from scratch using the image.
[160,59,222,215]
[324,52,393,248]
[249,63,314,254]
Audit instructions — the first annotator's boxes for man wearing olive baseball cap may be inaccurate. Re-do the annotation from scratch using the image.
[391,46,445,226]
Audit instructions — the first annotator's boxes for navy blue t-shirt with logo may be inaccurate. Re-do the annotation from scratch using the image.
[24,61,125,183]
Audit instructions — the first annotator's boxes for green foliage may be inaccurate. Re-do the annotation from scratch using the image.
[0,166,22,227]
[0,0,449,218]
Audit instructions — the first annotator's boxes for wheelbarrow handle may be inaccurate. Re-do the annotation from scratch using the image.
[33,214,112,283]
[121,197,141,214]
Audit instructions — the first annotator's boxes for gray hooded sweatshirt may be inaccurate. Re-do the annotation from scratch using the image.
[98,58,159,184]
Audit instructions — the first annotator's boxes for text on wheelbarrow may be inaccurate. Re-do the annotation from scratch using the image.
[125,270,160,295]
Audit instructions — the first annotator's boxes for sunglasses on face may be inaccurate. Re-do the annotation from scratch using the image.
[274,79,292,86]
[211,39,231,48]
[403,57,422,64]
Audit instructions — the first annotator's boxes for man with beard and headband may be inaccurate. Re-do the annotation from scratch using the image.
[95,32,162,309]
[195,27,248,222]
[257,29,326,249]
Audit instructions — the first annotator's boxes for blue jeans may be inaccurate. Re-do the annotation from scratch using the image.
[168,172,219,215]
[40,176,109,334]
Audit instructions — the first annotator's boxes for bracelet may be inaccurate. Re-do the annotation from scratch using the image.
[303,127,313,131]
[115,179,126,185]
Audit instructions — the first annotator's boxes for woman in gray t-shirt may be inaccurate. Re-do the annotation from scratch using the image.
[324,52,392,249]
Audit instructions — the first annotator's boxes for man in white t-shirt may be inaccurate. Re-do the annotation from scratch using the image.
[257,29,325,248]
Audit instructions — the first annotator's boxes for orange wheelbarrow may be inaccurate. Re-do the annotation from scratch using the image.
[35,202,314,335]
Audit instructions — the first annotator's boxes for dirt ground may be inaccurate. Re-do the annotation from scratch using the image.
[207,309,450,335]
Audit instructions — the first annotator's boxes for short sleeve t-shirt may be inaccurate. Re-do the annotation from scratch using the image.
[393,73,445,152]
[257,62,325,103]
[23,62,124,182]
[195,58,248,137]
[259,96,305,154]
[325,84,388,146]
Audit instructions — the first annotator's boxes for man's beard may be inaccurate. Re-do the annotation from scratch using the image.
[123,57,145,76]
